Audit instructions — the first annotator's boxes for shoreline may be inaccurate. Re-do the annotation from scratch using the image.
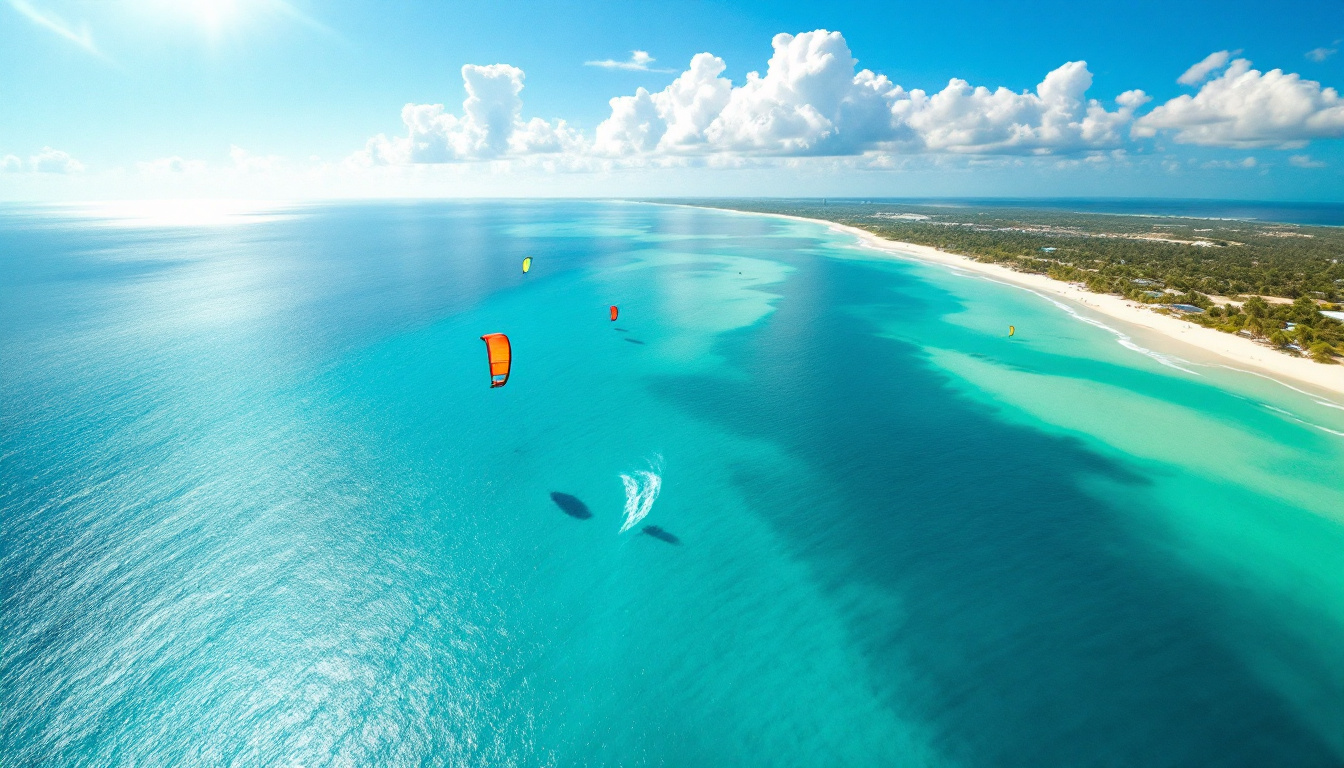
[676,204,1344,400]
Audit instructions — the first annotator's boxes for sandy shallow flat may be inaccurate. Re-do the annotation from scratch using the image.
[694,206,1344,399]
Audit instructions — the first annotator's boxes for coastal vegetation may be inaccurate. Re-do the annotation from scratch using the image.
[676,200,1344,363]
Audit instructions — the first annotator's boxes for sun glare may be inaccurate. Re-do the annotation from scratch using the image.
[66,199,297,228]
[187,0,238,29]
[130,0,335,40]
[146,0,246,32]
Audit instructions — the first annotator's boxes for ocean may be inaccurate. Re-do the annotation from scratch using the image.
[2,200,1342,767]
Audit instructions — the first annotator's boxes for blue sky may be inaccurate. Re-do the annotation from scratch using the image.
[2,0,1342,199]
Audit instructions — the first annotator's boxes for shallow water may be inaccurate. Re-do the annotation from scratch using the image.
[2,201,1341,767]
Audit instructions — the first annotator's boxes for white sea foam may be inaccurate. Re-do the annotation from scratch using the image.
[1214,364,1344,411]
[619,455,663,533]
[1035,292,1200,374]
[1202,366,1344,436]
[1264,406,1344,437]
[956,272,1201,375]
[855,225,1344,436]
[1044,305,1342,435]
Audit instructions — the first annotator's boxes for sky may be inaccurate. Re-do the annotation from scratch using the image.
[2,0,1343,200]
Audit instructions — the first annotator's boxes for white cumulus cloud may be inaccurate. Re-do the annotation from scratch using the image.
[703,31,902,155]
[585,50,672,72]
[1177,50,1232,86]
[594,52,734,155]
[230,145,285,173]
[29,147,84,173]
[357,29,1150,167]
[353,64,580,165]
[1134,57,1344,147]
[1201,156,1257,169]
[596,30,1145,158]
[1289,154,1326,168]
[893,62,1149,154]
[138,156,207,174]
[1306,46,1337,63]
[1,154,22,172]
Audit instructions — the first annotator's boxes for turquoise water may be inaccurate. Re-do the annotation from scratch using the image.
[2,201,1342,767]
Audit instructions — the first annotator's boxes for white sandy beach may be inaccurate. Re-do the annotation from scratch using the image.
[695,206,1344,399]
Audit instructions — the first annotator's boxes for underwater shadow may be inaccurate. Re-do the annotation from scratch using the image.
[641,525,680,545]
[549,492,592,520]
[623,338,645,345]
[646,241,1340,767]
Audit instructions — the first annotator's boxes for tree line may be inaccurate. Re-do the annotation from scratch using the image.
[674,200,1344,364]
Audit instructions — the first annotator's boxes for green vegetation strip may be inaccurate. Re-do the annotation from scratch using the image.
[668,199,1344,364]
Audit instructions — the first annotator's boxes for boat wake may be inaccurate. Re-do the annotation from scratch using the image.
[619,455,663,533]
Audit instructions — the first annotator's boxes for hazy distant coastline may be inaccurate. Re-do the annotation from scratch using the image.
[736,198,1344,227]
[673,202,1344,399]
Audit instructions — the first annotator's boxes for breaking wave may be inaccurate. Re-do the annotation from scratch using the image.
[955,271,1200,375]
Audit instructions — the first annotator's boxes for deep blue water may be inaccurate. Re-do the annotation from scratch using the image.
[2,201,1342,766]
